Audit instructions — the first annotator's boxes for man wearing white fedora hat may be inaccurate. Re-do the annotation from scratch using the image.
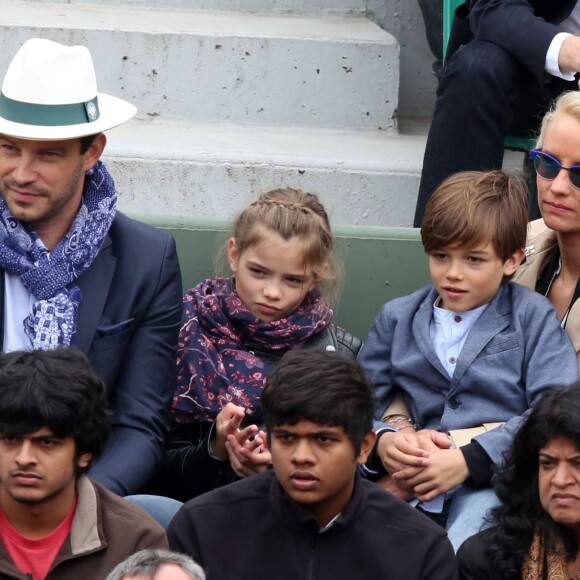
[0,38,182,497]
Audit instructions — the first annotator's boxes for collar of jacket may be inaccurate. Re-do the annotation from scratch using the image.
[270,471,366,534]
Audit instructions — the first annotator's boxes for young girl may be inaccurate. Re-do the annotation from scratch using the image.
[157,188,360,501]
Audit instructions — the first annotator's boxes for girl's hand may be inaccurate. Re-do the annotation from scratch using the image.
[393,448,469,502]
[226,430,272,478]
[212,403,246,459]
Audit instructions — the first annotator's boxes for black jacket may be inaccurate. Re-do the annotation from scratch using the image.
[457,527,513,579]
[168,471,458,580]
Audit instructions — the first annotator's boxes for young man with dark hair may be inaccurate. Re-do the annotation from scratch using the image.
[167,350,458,580]
[0,348,167,580]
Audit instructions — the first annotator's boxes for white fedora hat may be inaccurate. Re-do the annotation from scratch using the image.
[0,38,136,140]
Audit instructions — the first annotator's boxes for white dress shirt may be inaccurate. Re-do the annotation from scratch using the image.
[3,271,34,352]
[546,4,580,79]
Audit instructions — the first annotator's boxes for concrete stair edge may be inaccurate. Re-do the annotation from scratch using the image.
[2,2,398,131]
[19,0,371,15]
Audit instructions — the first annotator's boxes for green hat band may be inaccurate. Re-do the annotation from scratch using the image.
[0,93,100,127]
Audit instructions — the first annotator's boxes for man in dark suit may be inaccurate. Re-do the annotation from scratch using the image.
[414,0,579,226]
[0,38,182,496]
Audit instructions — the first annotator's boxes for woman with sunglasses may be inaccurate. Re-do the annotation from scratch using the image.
[514,91,580,366]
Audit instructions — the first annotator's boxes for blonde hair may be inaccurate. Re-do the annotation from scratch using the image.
[227,188,339,301]
[421,170,528,261]
[536,91,580,149]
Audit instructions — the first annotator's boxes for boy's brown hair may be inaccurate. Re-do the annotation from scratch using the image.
[421,170,528,261]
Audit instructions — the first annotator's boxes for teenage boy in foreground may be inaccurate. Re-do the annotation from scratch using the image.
[167,350,458,580]
[0,348,167,579]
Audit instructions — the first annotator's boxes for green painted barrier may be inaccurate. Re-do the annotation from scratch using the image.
[133,216,431,340]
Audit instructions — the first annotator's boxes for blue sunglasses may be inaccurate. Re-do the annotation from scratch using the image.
[529,149,580,190]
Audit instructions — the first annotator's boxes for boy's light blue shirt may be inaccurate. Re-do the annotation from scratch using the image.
[431,300,488,379]
[411,301,488,514]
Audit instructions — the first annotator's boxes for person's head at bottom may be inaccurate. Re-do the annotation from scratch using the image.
[106,549,206,580]
[459,384,580,578]
[0,348,109,524]
[261,349,377,528]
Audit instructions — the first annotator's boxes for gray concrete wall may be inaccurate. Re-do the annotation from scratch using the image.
[5,0,438,225]
[366,0,437,118]
[29,0,438,119]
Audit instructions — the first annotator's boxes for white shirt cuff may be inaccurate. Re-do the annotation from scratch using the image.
[546,32,576,80]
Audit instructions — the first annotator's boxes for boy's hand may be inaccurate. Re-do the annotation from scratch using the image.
[377,428,451,473]
[377,430,428,473]
[393,448,469,502]
[415,429,452,451]
[226,430,272,478]
[212,403,246,459]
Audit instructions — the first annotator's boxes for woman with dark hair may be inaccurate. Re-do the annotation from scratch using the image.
[458,385,580,579]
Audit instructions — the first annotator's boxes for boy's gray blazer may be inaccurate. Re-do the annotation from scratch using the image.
[358,282,578,464]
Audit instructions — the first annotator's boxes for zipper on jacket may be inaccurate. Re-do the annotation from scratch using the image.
[307,535,316,580]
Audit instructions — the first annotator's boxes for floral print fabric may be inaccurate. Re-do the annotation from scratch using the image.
[172,277,332,423]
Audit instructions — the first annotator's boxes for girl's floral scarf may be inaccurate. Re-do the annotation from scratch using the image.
[172,277,332,423]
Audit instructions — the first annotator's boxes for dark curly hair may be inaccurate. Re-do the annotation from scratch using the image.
[486,385,580,578]
[0,348,110,467]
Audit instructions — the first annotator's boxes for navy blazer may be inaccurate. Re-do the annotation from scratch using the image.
[358,282,578,464]
[451,0,576,84]
[0,212,183,495]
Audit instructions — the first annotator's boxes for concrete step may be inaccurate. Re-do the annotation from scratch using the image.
[28,0,368,13]
[3,2,398,131]
[102,118,525,227]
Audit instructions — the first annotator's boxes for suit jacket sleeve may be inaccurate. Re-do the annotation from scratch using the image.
[88,231,182,495]
[468,0,567,82]
[357,302,396,422]
[471,287,578,464]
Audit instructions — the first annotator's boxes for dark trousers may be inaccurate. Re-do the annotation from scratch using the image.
[414,39,575,227]
[417,0,443,75]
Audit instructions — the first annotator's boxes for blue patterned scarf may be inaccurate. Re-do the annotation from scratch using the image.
[0,160,116,349]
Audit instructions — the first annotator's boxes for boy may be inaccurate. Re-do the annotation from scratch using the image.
[0,348,167,579]
[358,170,578,549]
[167,350,458,580]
